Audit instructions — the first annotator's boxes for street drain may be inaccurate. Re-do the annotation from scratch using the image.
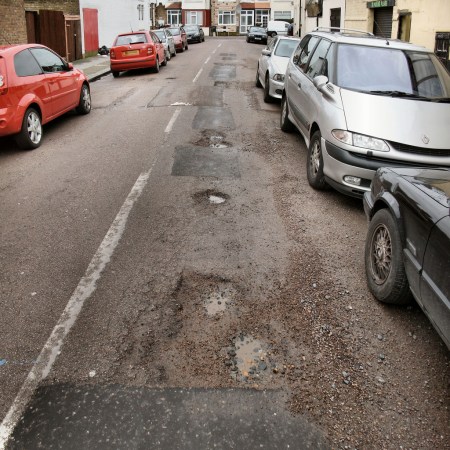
[203,283,236,316]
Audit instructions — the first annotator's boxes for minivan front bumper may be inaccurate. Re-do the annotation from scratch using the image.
[322,139,440,198]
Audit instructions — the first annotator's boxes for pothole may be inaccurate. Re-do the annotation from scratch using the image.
[193,189,229,206]
[225,334,280,383]
[203,282,236,316]
[192,130,232,148]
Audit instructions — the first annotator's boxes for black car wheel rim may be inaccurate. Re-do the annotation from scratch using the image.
[370,224,392,284]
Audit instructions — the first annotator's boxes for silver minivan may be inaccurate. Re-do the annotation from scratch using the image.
[280,28,450,198]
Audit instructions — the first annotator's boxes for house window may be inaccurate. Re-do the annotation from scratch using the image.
[273,11,292,20]
[186,11,203,25]
[255,9,269,27]
[218,10,235,25]
[168,10,182,25]
[138,4,144,21]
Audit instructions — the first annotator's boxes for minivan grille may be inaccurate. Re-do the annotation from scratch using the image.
[389,141,450,157]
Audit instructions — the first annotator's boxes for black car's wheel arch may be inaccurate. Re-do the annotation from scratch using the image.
[369,196,405,245]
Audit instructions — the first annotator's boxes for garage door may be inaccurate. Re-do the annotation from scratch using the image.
[373,7,393,38]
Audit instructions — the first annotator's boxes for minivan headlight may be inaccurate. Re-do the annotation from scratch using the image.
[332,130,389,152]
[273,73,284,82]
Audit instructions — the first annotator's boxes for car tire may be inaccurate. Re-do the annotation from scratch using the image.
[263,73,273,103]
[306,130,328,190]
[246,38,250,43]
[255,67,262,88]
[166,50,171,61]
[15,107,42,150]
[76,84,91,115]
[280,96,294,132]
[172,48,177,57]
[185,43,189,51]
[112,71,119,78]
[365,209,411,305]
[154,57,160,73]
[270,32,277,38]
[161,53,168,66]
[180,44,184,53]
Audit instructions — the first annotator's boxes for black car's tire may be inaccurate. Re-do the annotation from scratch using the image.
[306,130,328,190]
[246,38,250,43]
[270,32,277,37]
[365,209,411,305]
[255,67,262,88]
[15,107,42,150]
[112,71,119,78]
[280,96,294,132]
[76,84,91,115]
[263,73,272,103]
[154,57,160,73]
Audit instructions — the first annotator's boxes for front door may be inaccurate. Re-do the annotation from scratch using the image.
[240,10,254,34]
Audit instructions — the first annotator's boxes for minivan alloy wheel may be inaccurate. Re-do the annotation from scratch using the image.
[306,131,328,190]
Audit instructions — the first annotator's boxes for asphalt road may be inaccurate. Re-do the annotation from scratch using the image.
[0,37,449,449]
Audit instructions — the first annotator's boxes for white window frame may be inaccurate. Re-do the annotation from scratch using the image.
[168,10,182,25]
[186,11,203,25]
[138,4,144,21]
[218,10,235,25]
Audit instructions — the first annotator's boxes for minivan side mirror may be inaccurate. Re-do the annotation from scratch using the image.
[313,75,328,90]
[261,49,271,56]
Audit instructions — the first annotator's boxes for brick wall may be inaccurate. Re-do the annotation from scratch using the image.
[24,0,80,15]
[0,0,27,44]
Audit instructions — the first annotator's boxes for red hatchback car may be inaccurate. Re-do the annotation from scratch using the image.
[0,44,91,150]
[110,31,167,77]
[166,27,188,53]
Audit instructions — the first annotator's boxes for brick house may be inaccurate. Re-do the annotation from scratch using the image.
[0,0,29,45]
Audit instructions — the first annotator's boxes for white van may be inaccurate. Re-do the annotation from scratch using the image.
[267,20,290,37]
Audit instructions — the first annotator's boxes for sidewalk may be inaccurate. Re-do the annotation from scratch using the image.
[72,54,111,82]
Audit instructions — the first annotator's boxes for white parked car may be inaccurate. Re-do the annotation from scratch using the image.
[256,36,301,102]
[281,28,450,197]
[154,29,176,61]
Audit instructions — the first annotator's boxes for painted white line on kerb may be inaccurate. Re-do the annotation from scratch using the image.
[192,67,203,83]
[0,165,156,450]
[165,107,181,133]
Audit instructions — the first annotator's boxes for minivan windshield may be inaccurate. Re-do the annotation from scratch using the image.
[336,44,450,100]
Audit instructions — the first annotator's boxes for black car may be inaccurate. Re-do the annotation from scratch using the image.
[246,26,267,44]
[184,25,205,43]
[364,167,450,349]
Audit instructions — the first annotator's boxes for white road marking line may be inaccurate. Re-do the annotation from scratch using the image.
[164,107,182,133]
[0,164,157,450]
[204,56,211,65]
[192,67,203,83]
[212,43,222,54]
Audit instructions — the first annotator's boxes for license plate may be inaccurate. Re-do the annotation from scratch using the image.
[124,50,139,56]
[255,37,261,40]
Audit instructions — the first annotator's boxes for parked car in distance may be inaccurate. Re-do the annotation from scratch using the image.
[153,28,176,60]
[0,44,91,150]
[256,36,301,102]
[184,25,205,43]
[364,167,450,349]
[110,30,166,77]
[280,28,450,197]
[166,26,188,52]
[267,20,290,37]
[246,26,268,44]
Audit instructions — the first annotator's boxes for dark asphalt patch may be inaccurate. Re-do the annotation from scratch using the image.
[171,146,240,178]
[192,107,235,130]
[7,384,330,450]
[209,65,236,81]
[190,86,224,107]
